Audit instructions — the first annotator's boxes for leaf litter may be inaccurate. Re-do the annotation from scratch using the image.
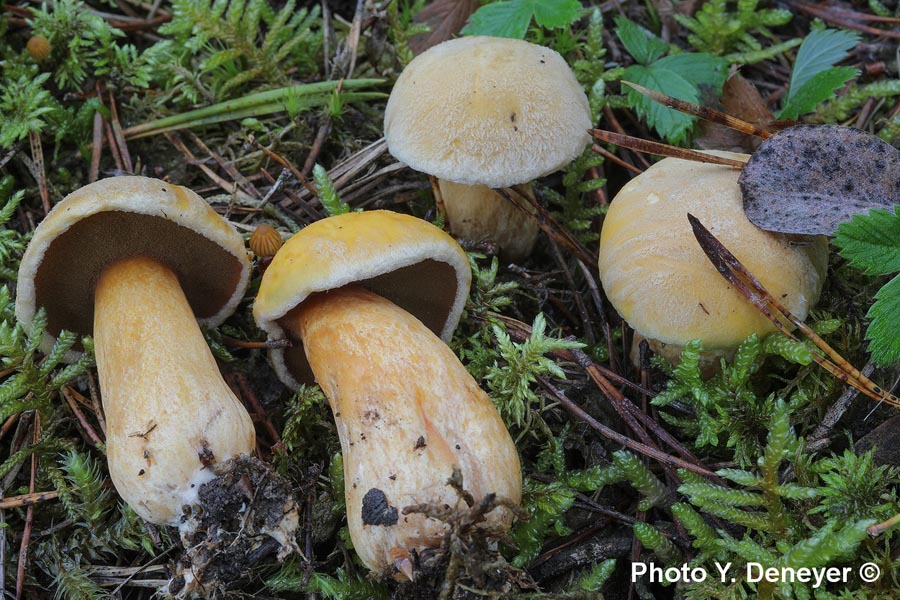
[739,124,900,235]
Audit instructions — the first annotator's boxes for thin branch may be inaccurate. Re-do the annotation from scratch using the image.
[621,81,774,139]
[589,130,748,168]
[688,213,900,409]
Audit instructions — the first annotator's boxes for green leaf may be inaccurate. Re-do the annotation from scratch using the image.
[653,53,727,89]
[531,0,581,29]
[787,28,860,102]
[778,66,858,120]
[462,0,580,39]
[614,16,668,65]
[623,65,698,145]
[864,273,900,366]
[834,206,900,275]
[462,1,533,39]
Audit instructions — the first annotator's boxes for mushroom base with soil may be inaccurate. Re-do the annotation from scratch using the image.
[94,256,298,594]
[281,285,522,579]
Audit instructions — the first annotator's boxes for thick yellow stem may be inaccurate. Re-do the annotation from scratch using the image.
[284,285,521,576]
[94,256,255,525]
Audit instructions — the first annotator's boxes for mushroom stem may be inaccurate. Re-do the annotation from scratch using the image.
[94,256,256,525]
[438,180,539,262]
[282,285,521,577]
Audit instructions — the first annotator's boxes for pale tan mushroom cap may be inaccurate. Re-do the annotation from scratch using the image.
[253,210,471,389]
[384,36,592,187]
[15,176,251,358]
[598,153,828,351]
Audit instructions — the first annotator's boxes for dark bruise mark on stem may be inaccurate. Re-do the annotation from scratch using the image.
[621,81,774,139]
[688,213,900,410]
[589,129,748,168]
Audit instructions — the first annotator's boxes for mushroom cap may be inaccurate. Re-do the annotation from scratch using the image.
[253,210,471,389]
[384,36,592,187]
[15,176,251,358]
[598,152,828,351]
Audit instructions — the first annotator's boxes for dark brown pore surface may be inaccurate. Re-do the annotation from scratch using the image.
[280,259,459,385]
[35,211,244,339]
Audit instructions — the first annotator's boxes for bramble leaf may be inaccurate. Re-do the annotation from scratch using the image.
[786,28,859,100]
[461,0,580,39]
[614,16,668,65]
[778,28,859,119]
[834,207,900,276]
[623,66,699,145]
[863,273,900,366]
[779,67,858,120]
[616,17,727,144]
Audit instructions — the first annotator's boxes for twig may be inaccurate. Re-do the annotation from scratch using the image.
[787,1,900,38]
[548,239,595,345]
[0,491,59,510]
[62,387,104,446]
[165,133,255,202]
[603,105,650,170]
[571,347,716,473]
[188,132,261,200]
[688,214,900,409]
[591,143,643,175]
[27,133,50,213]
[536,377,717,478]
[108,91,133,172]
[89,87,104,183]
[621,81,774,139]
[16,412,39,600]
[868,512,900,536]
[589,130,748,168]
[578,260,620,374]
[86,370,106,436]
[220,335,291,349]
[806,363,876,453]
[495,186,598,267]
[234,373,282,448]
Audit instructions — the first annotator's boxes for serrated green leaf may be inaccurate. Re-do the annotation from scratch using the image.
[778,66,858,119]
[614,16,668,65]
[462,0,580,39]
[834,206,900,275]
[531,0,581,29]
[654,53,728,89]
[864,273,900,366]
[461,1,532,38]
[623,65,698,144]
[787,28,860,102]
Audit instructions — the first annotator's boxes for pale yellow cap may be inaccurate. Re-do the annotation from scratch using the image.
[15,176,251,359]
[598,153,828,351]
[384,36,592,187]
[253,210,471,389]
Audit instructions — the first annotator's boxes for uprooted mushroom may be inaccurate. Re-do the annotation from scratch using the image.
[15,176,299,596]
[253,210,522,579]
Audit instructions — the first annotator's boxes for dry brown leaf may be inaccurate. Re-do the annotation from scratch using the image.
[696,73,774,153]
[409,0,480,55]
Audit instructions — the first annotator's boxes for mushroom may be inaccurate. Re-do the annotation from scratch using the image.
[253,210,522,578]
[15,176,298,592]
[384,36,592,261]
[598,153,829,366]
